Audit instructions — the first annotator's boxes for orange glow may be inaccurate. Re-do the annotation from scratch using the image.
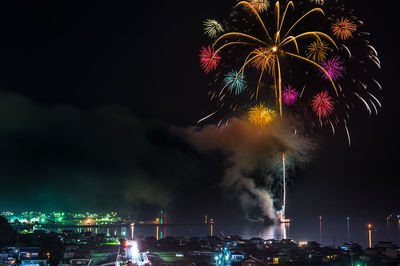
[280,217,290,223]
[82,218,94,225]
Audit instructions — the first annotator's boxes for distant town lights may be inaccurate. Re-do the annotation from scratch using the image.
[298,241,308,247]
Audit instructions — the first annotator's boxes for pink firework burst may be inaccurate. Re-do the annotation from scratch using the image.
[320,56,345,81]
[311,91,335,118]
[282,85,299,105]
[199,46,221,73]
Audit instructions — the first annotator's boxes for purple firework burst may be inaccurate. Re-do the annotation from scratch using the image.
[282,85,299,105]
[320,56,345,81]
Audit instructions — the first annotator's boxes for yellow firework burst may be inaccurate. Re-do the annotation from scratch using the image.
[306,40,329,62]
[248,103,277,127]
[331,17,357,40]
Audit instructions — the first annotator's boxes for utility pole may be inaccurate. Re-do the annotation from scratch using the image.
[347,217,350,241]
[319,216,322,244]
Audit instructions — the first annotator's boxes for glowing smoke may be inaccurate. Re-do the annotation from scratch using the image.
[177,117,317,221]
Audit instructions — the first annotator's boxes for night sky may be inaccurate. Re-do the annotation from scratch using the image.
[0,1,398,223]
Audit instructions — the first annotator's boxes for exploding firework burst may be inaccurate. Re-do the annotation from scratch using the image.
[224,70,247,95]
[311,91,335,118]
[249,0,270,13]
[331,17,357,40]
[282,85,299,105]
[306,40,329,62]
[203,19,224,38]
[200,0,381,142]
[199,46,221,73]
[248,103,277,127]
[320,56,345,81]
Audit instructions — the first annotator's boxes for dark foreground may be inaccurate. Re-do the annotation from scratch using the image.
[2,231,400,265]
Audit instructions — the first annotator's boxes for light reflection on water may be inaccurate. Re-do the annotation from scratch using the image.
[46,217,400,248]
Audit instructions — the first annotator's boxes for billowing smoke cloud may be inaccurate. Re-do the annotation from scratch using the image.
[0,90,317,222]
[176,117,317,221]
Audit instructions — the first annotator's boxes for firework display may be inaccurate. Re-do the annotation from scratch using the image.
[199,0,381,220]
[199,0,380,136]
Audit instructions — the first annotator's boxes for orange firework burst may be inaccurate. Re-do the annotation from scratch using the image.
[251,47,276,72]
[331,17,357,40]
[248,0,270,13]
[248,103,277,127]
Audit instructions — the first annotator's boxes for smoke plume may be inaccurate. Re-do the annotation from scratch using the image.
[177,117,317,221]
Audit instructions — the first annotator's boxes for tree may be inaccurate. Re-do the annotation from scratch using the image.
[0,216,17,247]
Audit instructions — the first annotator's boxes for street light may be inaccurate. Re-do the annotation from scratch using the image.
[368,224,372,248]
[347,217,350,241]
[210,218,214,236]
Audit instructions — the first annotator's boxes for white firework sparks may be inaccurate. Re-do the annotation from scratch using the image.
[203,19,224,38]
